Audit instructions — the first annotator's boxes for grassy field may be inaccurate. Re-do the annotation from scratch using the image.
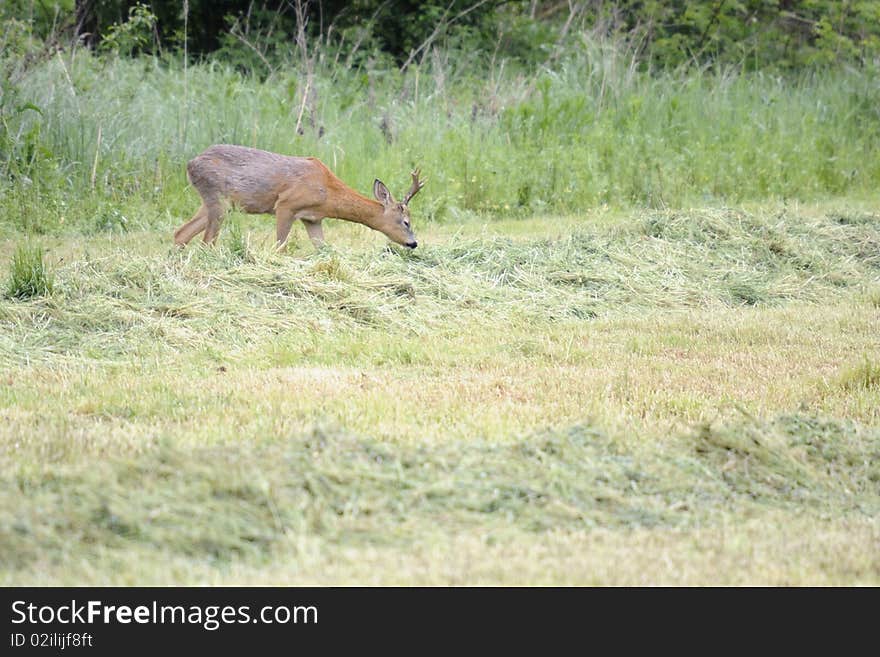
[1,199,878,585]
[2,29,879,584]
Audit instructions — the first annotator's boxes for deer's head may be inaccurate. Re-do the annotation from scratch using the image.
[373,169,426,249]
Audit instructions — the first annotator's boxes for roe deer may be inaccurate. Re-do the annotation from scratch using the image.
[173,144,426,249]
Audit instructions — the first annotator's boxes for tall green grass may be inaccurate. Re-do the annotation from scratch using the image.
[4,243,52,299]
[2,40,880,236]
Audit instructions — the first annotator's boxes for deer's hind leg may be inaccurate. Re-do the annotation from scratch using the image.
[174,204,209,246]
[174,192,224,246]
[201,200,226,245]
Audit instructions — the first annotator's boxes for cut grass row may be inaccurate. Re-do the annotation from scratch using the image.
[3,206,878,363]
[1,203,878,584]
[3,412,878,585]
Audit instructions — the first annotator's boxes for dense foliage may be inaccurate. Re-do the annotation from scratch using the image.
[4,1,880,70]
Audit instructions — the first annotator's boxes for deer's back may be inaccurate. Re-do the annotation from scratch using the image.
[187,144,327,214]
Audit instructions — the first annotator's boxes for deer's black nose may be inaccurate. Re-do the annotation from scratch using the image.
[406,241,418,249]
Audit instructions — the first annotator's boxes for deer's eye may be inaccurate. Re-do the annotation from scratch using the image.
[403,219,410,229]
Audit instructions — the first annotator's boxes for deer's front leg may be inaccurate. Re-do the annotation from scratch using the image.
[301,219,325,248]
[275,208,297,248]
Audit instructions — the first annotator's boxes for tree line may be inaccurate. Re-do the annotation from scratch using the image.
[2,1,879,70]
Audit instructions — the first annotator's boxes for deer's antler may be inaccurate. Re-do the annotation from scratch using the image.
[402,168,426,205]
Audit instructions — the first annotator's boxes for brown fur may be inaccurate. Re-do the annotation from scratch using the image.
[174,144,423,249]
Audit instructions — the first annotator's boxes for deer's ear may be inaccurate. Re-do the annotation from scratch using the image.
[373,179,394,206]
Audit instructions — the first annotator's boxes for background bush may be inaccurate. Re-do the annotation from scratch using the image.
[52,1,880,69]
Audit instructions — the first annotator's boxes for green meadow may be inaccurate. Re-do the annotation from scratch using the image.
[1,12,879,584]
